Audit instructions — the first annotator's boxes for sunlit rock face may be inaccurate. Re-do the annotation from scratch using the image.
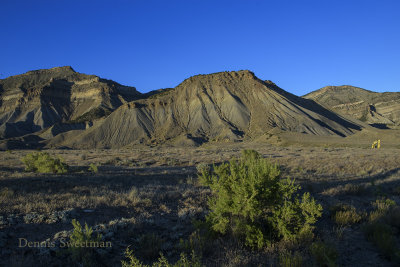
[0,66,140,139]
[304,85,400,126]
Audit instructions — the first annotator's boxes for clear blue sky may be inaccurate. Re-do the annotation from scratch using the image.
[1,0,399,95]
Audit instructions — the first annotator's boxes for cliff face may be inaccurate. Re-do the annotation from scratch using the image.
[304,85,400,126]
[0,66,140,138]
[64,70,362,148]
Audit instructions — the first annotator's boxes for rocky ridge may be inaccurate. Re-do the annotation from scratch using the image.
[0,68,370,149]
[0,66,140,139]
[304,85,400,126]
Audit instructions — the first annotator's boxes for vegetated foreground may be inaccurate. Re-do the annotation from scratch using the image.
[1,143,400,266]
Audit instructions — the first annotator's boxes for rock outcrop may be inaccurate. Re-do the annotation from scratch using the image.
[304,85,400,126]
[0,66,140,139]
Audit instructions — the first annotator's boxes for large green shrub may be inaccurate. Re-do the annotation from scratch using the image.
[22,151,68,174]
[199,150,322,249]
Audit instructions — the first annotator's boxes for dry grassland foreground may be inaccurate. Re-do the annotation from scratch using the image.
[0,143,400,266]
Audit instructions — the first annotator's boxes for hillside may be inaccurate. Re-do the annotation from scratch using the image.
[0,66,140,139]
[60,70,362,148]
[304,85,400,126]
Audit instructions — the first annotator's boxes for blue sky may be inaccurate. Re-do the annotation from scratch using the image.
[1,0,399,95]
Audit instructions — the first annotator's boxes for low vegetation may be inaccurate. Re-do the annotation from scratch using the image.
[2,146,400,266]
[0,187,14,199]
[198,149,322,249]
[67,219,103,266]
[363,198,400,262]
[88,163,98,173]
[309,241,338,267]
[21,151,68,174]
[279,251,303,267]
[330,204,363,226]
[122,248,202,267]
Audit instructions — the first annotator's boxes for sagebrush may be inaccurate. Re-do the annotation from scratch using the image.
[22,151,68,174]
[198,149,322,249]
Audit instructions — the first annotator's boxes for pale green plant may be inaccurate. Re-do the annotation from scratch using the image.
[122,247,202,267]
[88,163,98,173]
[199,149,322,249]
[22,152,68,174]
[68,219,102,266]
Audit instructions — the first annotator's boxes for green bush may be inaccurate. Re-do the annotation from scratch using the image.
[68,219,102,266]
[122,247,202,267]
[88,163,98,173]
[22,152,68,174]
[198,149,322,249]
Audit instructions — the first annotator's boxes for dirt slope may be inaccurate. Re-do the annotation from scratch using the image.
[63,71,362,148]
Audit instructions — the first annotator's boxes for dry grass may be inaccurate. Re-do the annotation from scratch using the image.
[0,144,400,266]
[330,204,363,226]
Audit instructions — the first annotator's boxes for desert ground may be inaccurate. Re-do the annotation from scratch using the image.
[1,137,400,267]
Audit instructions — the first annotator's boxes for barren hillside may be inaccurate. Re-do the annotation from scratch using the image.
[0,66,140,139]
[62,70,362,148]
[304,85,400,126]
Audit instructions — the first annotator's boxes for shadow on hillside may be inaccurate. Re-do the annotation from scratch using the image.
[0,166,24,172]
[262,80,363,134]
[370,123,390,129]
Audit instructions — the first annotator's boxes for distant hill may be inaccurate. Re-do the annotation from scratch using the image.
[0,66,140,139]
[59,70,362,148]
[304,85,400,126]
[0,68,367,149]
